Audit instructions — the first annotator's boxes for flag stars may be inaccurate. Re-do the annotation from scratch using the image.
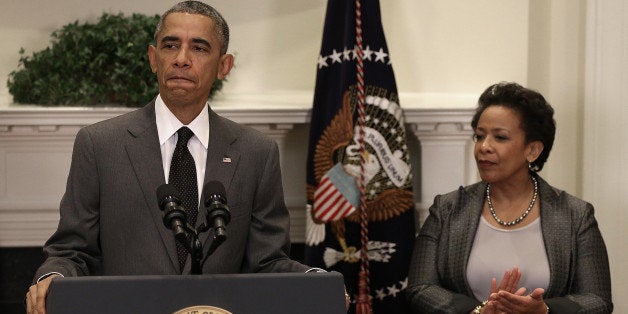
[400,278,408,290]
[374,48,388,62]
[373,118,380,125]
[317,55,329,69]
[371,278,409,301]
[375,288,387,301]
[343,47,352,60]
[387,285,401,297]
[396,136,403,142]
[362,45,374,61]
[317,46,390,70]
[330,49,343,64]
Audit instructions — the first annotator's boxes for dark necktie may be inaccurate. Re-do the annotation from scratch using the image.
[169,127,198,271]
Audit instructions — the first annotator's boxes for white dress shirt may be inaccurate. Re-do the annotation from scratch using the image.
[155,94,209,207]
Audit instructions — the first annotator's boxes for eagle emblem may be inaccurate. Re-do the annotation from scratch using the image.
[306,85,413,253]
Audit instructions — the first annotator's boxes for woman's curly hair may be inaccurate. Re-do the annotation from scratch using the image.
[471,82,556,172]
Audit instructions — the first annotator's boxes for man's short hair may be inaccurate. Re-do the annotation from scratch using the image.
[154,1,230,55]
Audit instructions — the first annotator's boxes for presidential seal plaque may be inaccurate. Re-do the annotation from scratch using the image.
[172,305,232,314]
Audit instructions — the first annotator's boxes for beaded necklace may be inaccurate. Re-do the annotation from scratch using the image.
[486,176,538,227]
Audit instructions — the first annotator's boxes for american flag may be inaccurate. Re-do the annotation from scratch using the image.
[305,1,415,313]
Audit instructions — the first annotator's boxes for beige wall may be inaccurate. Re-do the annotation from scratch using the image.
[0,0,530,105]
[1,0,625,311]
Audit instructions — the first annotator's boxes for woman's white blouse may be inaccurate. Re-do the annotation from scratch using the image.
[466,216,550,301]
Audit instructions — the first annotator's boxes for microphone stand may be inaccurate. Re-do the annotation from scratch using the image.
[172,208,229,274]
[174,219,204,275]
[196,223,227,269]
[179,220,227,275]
[189,236,203,275]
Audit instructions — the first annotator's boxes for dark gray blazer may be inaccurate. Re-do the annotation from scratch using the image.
[406,175,613,313]
[35,101,309,281]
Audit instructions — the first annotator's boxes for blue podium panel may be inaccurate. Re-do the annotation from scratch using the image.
[47,272,346,314]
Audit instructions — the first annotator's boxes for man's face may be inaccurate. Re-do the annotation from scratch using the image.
[148,13,233,109]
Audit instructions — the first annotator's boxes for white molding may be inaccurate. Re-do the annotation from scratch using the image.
[583,1,628,312]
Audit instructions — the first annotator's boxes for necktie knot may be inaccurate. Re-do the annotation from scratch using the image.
[177,127,194,146]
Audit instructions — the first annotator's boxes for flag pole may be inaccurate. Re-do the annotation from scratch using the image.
[354,0,372,313]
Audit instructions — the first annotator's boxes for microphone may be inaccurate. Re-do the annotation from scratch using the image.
[156,184,188,241]
[203,181,231,240]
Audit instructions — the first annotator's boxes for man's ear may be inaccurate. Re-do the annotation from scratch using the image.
[217,54,234,79]
[147,45,157,74]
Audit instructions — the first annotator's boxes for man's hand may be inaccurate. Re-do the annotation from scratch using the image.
[26,274,58,314]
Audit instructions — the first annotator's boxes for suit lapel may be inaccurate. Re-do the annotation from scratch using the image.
[197,108,241,249]
[124,102,179,271]
[454,183,486,295]
[538,176,570,297]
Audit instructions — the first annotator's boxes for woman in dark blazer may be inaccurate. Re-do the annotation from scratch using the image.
[406,82,612,313]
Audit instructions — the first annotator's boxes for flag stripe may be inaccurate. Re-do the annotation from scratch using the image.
[319,192,344,221]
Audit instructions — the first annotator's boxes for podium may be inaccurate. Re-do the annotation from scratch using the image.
[46,272,346,314]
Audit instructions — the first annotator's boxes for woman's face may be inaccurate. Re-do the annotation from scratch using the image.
[473,105,539,184]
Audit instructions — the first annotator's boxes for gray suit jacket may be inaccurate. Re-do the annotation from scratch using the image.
[35,101,309,281]
[406,175,613,313]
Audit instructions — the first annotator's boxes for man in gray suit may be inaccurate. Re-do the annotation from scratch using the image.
[26,2,318,313]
